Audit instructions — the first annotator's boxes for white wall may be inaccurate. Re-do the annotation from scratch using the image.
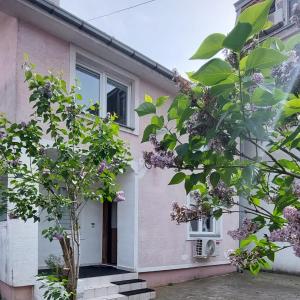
[117,168,137,271]
[0,153,39,287]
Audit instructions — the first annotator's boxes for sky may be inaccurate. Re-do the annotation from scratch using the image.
[60,0,237,75]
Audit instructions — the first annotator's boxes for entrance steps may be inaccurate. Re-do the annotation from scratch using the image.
[78,272,156,300]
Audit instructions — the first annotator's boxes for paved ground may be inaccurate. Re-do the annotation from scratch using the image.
[155,272,300,300]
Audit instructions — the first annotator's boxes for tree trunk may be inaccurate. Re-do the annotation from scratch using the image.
[58,236,77,299]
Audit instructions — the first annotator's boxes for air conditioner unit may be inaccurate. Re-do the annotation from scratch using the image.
[193,239,221,258]
[269,8,284,25]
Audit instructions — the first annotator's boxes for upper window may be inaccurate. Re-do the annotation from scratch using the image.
[187,193,220,238]
[75,65,129,126]
[107,79,128,126]
[76,66,100,116]
[0,176,8,222]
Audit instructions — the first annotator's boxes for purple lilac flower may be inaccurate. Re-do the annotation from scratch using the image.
[269,206,300,257]
[0,131,5,139]
[293,180,300,198]
[41,81,53,98]
[20,121,27,128]
[114,191,125,202]
[53,233,64,241]
[208,138,224,153]
[186,111,215,136]
[227,249,261,269]
[143,150,175,169]
[272,50,300,90]
[98,162,106,174]
[210,181,234,207]
[252,72,264,85]
[228,218,259,240]
[170,201,211,224]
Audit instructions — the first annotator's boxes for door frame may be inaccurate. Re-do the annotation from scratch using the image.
[102,201,117,265]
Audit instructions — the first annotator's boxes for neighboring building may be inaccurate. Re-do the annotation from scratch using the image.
[0,0,238,299]
[235,0,300,40]
[235,0,300,275]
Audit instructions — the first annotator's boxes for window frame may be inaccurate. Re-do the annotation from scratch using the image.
[186,193,222,240]
[75,63,132,128]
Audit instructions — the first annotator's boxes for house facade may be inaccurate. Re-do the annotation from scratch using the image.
[235,0,300,275]
[0,1,238,299]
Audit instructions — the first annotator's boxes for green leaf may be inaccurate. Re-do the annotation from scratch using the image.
[211,83,235,97]
[246,48,287,70]
[192,58,233,86]
[251,88,278,106]
[169,172,186,185]
[210,172,220,187]
[185,176,193,194]
[145,94,153,103]
[213,208,223,220]
[250,262,260,275]
[261,37,285,51]
[135,102,156,116]
[142,124,157,143]
[156,96,169,107]
[283,98,300,117]
[151,115,164,128]
[240,239,253,248]
[223,22,252,52]
[238,0,274,37]
[176,143,189,158]
[191,33,226,59]
[285,33,300,51]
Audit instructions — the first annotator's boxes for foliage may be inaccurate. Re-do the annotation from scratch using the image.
[0,61,131,299]
[38,276,73,300]
[136,0,300,274]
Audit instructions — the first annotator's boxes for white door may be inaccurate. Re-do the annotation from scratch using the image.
[38,200,102,268]
[79,200,102,265]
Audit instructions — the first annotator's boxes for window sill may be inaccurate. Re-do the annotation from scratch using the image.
[119,124,138,136]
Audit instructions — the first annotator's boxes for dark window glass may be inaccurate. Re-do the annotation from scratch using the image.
[202,216,214,233]
[190,220,199,232]
[76,66,100,115]
[289,0,300,18]
[107,78,128,125]
[269,1,276,14]
[0,176,8,222]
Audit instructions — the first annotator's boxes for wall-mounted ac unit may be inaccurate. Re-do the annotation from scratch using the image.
[193,239,221,258]
[269,8,285,25]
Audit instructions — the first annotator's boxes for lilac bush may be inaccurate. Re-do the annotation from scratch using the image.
[136,0,300,274]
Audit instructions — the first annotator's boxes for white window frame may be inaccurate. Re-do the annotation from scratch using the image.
[70,45,140,135]
[75,64,131,126]
[186,193,222,240]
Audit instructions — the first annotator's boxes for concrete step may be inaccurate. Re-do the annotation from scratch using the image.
[80,283,119,299]
[111,279,147,293]
[78,273,139,290]
[120,288,156,300]
[89,294,127,300]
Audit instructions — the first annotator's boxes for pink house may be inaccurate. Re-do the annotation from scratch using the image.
[0,1,238,299]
